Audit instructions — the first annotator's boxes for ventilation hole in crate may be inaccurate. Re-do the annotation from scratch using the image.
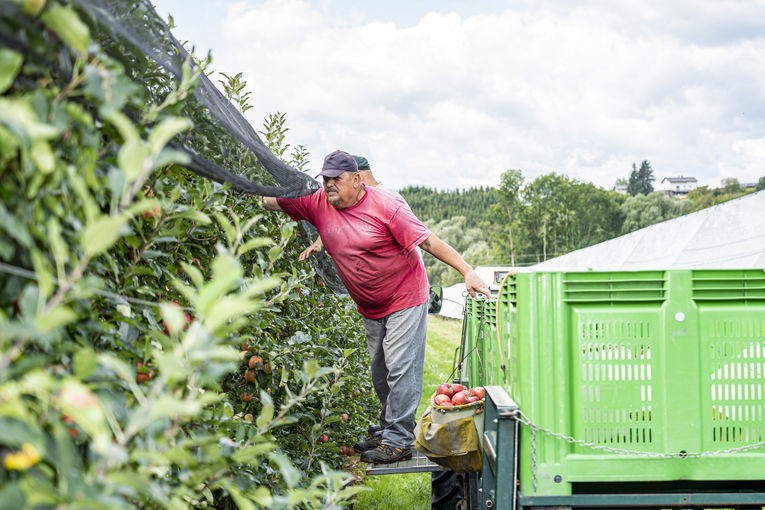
[708,339,765,442]
[580,321,653,341]
[583,406,654,444]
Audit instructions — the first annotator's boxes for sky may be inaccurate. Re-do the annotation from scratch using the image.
[151,0,765,191]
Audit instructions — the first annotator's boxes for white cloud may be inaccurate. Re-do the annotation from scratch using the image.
[188,0,765,190]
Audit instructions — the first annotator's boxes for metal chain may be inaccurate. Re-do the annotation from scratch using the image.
[513,409,765,459]
[528,418,538,492]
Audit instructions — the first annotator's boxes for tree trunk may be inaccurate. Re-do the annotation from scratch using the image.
[543,216,547,261]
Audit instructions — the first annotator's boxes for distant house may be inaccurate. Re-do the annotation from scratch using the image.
[659,176,698,197]
[613,183,628,194]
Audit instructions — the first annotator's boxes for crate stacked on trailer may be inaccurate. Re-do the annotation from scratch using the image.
[461,269,765,509]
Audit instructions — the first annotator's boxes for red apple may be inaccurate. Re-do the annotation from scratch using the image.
[438,400,454,407]
[451,390,470,405]
[434,394,452,406]
[341,413,349,422]
[249,355,264,370]
[320,435,328,443]
[470,386,485,399]
[451,384,468,393]
[340,446,349,455]
[436,383,454,397]
[467,395,481,403]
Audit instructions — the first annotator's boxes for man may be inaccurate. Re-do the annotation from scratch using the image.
[262,150,490,464]
[298,154,409,261]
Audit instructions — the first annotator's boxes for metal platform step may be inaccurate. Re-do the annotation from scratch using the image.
[365,448,447,475]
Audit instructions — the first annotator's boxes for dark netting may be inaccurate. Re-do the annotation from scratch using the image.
[1,0,347,295]
[72,0,318,199]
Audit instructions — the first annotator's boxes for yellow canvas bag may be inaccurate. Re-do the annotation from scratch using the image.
[414,400,484,473]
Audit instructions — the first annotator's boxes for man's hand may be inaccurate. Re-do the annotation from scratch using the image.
[299,238,323,261]
[464,269,491,299]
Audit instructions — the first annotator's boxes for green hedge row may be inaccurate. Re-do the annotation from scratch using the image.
[0,1,374,508]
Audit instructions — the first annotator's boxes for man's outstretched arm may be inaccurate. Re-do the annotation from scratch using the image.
[419,233,491,298]
[261,197,283,212]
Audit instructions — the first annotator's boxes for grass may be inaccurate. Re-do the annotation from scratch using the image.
[352,314,463,510]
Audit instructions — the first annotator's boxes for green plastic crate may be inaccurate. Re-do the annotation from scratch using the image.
[462,269,765,496]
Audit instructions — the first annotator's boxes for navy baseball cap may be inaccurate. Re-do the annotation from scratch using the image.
[316,150,358,178]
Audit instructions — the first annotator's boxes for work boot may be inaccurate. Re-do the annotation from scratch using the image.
[360,444,413,464]
[367,424,382,435]
[353,434,382,452]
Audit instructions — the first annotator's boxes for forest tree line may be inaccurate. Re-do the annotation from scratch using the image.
[400,164,765,287]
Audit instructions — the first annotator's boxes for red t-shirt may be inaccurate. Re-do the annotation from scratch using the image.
[277,186,431,319]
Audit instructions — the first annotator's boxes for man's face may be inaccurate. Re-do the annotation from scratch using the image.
[323,172,361,209]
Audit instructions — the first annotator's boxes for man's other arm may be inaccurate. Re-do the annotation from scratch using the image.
[261,197,283,212]
[419,233,491,298]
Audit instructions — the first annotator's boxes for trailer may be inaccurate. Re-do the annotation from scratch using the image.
[368,268,765,509]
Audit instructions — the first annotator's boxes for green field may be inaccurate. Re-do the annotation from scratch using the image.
[353,314,463,509]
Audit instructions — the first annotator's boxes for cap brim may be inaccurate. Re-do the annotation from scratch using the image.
[316,169,345,179]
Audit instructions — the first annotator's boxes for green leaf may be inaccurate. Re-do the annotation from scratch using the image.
[154,351,186,384]
[280,222,294,242]
[73,347,97,379]
[0,48,23,94]
[81,214,129,257]
[172,209,211,224]
[0,203,32,247]
[147,116,191,154]
[267,246,283,262]
[167,497,186,510]
[39,3,90,55]
[231,442,276,463]
[117,135,150,182]
[127,198,161,218]
[147,396,202,422]
[220,480,255,510]
[242,277,280,298]
[47,217,68,280]
[159,302,186,336]
[30,139,55,174]
[303,360,320,379]
[236,237,272,256]
[197,253,242,315]
[255,400,273,429]
[214,212,236,246]
[97,354,138,388]
[104,110,137,142]
[154,147,189,169]
[269,453,301,489]
[68,167,98,223]
[205,295,258,331]
[58,380,110,453]
[250,487,273,508]
[180,261,204,288]
[35,306,76,333]
[0,97,59,142]
[0,483,25,510]
[20,0,45,16]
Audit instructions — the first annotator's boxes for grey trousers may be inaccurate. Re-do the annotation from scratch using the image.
[362,302,428,449]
